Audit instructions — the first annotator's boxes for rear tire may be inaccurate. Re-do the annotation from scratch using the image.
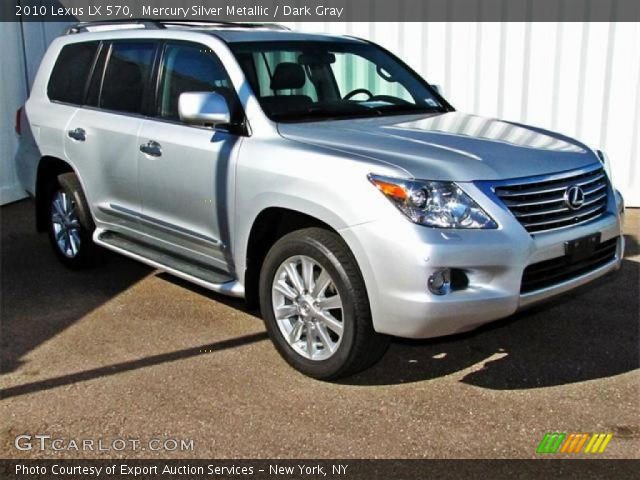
[47,172,101,268]
[259,227,389,379]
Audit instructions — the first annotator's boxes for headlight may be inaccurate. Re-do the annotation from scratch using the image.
[368,174,497,229]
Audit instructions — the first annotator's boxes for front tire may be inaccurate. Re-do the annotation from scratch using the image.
[47,173,101,268]
[259,228,389,379]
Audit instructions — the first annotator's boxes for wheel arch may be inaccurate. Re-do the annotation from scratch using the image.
[35,156,76,231]
[243,207,345,309]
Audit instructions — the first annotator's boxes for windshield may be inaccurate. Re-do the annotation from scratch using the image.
[230,41,448,122]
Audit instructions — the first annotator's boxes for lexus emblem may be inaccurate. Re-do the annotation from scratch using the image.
[564,185,585,210]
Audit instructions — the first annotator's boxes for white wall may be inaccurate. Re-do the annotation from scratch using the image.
[1,21,72,204]
[0,22,29,204]
[1,22,639,205]
[284,22,640,206]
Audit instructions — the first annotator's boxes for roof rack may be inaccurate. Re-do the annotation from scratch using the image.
[65,20,290,35]
[64,20,162,34]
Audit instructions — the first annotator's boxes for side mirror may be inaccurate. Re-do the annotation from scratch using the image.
[178,92,231,127]
[431,84,444,96]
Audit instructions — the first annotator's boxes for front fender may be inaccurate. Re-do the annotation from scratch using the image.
[231,137,406,283]
[233,193,357,286]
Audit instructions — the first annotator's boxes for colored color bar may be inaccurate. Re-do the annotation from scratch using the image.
[537,433,553,454]
[573,434,589,453]
[549,433,566,453]
[538,432,613,454]
[584,434,599,453]
[590,434,606,453]
[598,434,613,453]
[560,434,575,453]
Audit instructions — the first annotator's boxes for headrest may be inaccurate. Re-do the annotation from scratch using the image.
[270,62,306,90]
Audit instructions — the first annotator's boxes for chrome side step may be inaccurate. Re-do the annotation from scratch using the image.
[93,228,244,298]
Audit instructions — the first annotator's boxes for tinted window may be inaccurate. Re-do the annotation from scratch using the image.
[100,42,156,114]
[231,41,445,122]
[85,45,109,107]
[158,43,236,121]
[48,42,99,104]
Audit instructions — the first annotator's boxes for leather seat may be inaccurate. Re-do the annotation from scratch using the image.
[261,62,312,116]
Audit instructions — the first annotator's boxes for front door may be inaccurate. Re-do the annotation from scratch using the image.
[137,42,243,273]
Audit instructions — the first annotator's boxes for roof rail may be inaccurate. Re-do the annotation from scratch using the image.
[161,21,290,31]
[65,20,164,34]
[65,20,290,35]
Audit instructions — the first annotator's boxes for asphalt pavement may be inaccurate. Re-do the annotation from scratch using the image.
[1,200,638,459]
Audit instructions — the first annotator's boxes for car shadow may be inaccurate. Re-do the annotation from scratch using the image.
[156,271,263,321]
[0,200,151,375]
[0,200,267,399]
[3,198,638,394]
[341,233,639,388]
[157,232,639,391]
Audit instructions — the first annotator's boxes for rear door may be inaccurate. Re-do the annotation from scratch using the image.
[136,41,244,272]
[43,41,98,197]
[65,40,158,234]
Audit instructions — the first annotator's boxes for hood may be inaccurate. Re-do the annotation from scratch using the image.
[277,112,599,181]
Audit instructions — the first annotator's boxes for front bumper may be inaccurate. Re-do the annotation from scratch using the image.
[340,183,624,339]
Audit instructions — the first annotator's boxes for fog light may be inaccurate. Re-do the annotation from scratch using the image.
[428,269,451,295]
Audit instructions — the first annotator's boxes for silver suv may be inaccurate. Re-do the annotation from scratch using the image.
[16,21,624,379]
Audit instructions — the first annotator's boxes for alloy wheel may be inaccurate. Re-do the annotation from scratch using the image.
[51,190,82,258]
[271,255,344,361]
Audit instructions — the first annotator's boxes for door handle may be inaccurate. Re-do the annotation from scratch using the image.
[67,128,86,141]
[140,140,162,157]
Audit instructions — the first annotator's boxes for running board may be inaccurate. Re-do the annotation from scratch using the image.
[93,228,244,298]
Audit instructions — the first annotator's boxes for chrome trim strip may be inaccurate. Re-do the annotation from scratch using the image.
[521,203,605,228]
[583,183,607,196]
[489,162,603,188]
[523,211,615,235]
[496,184,570,197]
[515,205,570,218]
[503,195,565,207]
[582,192,608,207]
[105,203,224,247]
[494,172,605,197]
[576,172,606,186]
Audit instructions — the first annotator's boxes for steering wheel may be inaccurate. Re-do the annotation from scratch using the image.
[369,95,412,105]
[343,88,374,101]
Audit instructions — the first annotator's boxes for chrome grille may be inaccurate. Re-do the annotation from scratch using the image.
[493,167,609,233]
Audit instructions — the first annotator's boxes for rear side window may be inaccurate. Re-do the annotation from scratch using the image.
[47,42,99,104]
[100,42,156,114]
[85,45,109,107]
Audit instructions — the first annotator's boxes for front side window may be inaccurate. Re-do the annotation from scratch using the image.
[231,41,445,122]
[100,41,156,114]
[48,42,99,104]
[158,43,237,122]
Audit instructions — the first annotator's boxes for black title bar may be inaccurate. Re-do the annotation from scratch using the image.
[1,459,639,480]
[2,0,640,22]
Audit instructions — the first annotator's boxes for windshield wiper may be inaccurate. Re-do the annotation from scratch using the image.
[273,103,383,122]
[376,104,445,115]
